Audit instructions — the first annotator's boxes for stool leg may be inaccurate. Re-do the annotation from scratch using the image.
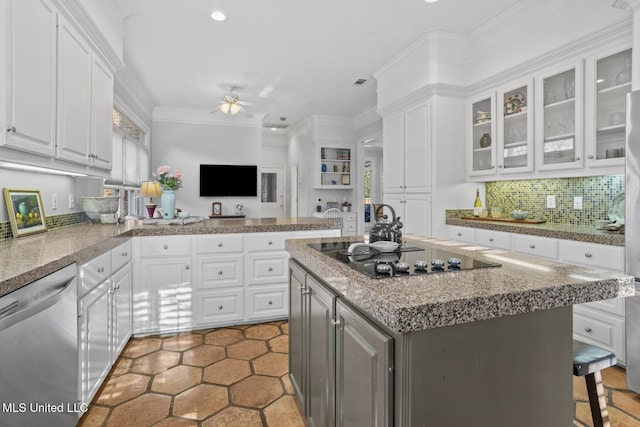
[584,370,610,427]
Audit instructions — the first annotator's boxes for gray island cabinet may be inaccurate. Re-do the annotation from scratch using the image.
[286,235,635,427]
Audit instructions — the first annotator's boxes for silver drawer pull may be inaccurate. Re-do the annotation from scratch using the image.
[122,252,128,257]
[330,319,341,326]
[529,244,536,249]
[218,305,223,310]
[585,327,592,333]
[268,240,273,245]
[6,126,16,133]
[298,285,305,291]
[489,238,494,242]
[268,300,273,305]
[268,267,273,272]
[457,233,462,237]
[185,265,190,270]
[302,289,310,295]
[584,253,592,258]
[164,244,168,250]
[218,242,223,247]
[218,270,223,275]
[114,284,120,290]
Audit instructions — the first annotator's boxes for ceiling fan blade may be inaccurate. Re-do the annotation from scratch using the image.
[208,107,221,114]
[238,105,254,118]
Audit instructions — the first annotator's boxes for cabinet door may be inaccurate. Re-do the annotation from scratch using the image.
[137,257,192,334]
[4,0,57,155]
[79,279,112,406]
[56,14,92,165]
[307,276,337,427]
[289,263,307,410]
[90,56,114,170]
[403,103,430,193]
[467,92,497,177]
[335,299,393,427]
[497,79,534,173]
[112,263,132,360]
[403,193,431,236]
[585,47,631,168]
[382,113,404,193]
[536,62,584,171]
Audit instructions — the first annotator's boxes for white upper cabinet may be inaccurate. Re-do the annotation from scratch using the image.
[90,56,114,170]
[535,61,584,171]
[467,92,496,177]
[496,78,534,174]
[585,47,631,168]
[383,102,431,194]
[3,0,57,156]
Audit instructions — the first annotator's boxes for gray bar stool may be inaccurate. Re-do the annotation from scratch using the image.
[573,340,617,427]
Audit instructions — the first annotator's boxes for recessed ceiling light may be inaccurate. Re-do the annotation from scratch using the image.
[425,0,439,3]
[210,10,226,21]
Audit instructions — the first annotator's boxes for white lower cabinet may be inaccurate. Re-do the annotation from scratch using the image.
[447,224,627,365]
[195,288,244,325]
[78,240,132,406]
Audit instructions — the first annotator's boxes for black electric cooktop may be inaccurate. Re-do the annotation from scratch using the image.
[307,241,501,279]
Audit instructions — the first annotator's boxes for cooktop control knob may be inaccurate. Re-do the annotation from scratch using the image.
[414,260,428,271]
[448,257,462,268]
[431,259,445,269]
[376,263,393,275]
[394,262,410,273]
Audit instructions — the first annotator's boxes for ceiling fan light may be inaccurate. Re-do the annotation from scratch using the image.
[220,103,230,114]
[229,103,240,115]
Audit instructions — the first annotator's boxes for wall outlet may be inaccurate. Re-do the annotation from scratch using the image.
[573,196,583,209]
[51,194,57,210]
[546,195,556,209]
[69,194,75,209]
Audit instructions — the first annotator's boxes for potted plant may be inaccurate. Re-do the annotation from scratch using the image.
[341,200,351,212]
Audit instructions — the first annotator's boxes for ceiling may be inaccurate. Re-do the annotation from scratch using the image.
[123,0,523,129]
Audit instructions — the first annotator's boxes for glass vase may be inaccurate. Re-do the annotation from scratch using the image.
[161,190,176,219]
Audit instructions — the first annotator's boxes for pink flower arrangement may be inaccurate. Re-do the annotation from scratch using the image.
[155,166,184,191]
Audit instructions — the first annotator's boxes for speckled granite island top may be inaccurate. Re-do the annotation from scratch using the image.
[0,217,339,297]
[285,234,635,334]
[446,217,624,246]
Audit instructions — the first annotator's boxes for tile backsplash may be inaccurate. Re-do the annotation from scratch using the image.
[0,212,90,242]
[485,175,625,225]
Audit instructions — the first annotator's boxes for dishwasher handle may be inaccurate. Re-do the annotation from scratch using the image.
[0,276,76,331]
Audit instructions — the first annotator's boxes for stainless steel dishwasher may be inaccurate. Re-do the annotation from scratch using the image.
[0,264,78,427]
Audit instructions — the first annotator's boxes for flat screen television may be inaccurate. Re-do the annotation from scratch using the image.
[200,164,258,197]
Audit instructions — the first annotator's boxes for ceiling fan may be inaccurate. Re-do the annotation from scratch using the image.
[209,87,254,118]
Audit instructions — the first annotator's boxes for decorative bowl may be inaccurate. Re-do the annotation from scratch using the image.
[82,197,120,222]
[511,210,529,220]
[178,211,190,219]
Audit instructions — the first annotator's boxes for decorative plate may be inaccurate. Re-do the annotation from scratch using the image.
[504,93,527,116]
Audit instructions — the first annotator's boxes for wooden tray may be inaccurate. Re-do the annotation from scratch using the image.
[460,216,546,224]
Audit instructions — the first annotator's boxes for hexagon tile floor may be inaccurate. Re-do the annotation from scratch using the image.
[77,320,640,427]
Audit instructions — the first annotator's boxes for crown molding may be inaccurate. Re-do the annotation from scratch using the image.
[377,83,465,117]
[611,0,640,11]
[353,106,381,130]
[153,107,263,128]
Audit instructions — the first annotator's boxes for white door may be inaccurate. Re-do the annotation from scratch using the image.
[261,167,285,217]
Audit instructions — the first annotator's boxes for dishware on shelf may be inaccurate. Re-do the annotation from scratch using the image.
[606,148,620,158]
[504,93,527,115]
[479,133,491,148]
[490,207,501,218]
[511,210,529,220]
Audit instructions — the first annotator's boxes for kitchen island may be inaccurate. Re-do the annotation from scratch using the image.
[286,234,635,427]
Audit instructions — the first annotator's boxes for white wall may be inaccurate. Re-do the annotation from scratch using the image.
[151,121,262,217]
[0,169,79,221]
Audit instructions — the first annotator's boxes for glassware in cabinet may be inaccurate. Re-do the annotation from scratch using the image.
[498,80,534,172]
[536,63,583,170]
[469,96,495,175]
[592,48,631,162]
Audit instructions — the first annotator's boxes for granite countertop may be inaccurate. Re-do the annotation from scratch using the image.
[446,217,624,247]
[286,234,635,334]
[0,217,339,297]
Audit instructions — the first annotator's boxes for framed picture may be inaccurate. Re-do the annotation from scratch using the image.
[212,202,222,216]
[341,174,350,185]
[3,188,47,238]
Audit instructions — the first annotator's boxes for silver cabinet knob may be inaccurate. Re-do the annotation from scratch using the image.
[457,233,462,237]
[6,126,16,133]
[218,242,223,247]
[218,305,223,310]
[268,267,273,272]
[302,289,310,295]
[268,240,273,245]
[185,265,190,270]
[164,244,168,250]
[218,270,223,275]
[330,319,341,326]
[585,327,592,333]
[585,253,592,258]
[529,244,536,249]
[588,155,594,159]
[489,237,494,242]
[268,300,273,305]
[574,157,580,161]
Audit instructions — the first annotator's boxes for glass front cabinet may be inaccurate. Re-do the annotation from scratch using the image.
[535,61,584,171]
[468,93,496,177]
[497,79,534,174]
[586,48,631,167]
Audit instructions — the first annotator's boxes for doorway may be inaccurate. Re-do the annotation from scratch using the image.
[261,167,285,217]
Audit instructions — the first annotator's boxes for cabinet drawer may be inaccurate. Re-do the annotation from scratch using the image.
[577,298,625,317]
[245,253,290,285]
[343,221,356,233]
[448,226,475,243]
[475,229,510,250]
[139,236,191,257]
[573,308,625,363]
[558,240,624,271]
[79,251,112,297]
[510,234,557,259]
[195,289,244,325]
[245,232,290,252]
[246,286,288,320]
[195,255,243,289]
[195,234,243,254]
[342,213,357,222]
[112,240,132,272]
[291,229,341,239]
